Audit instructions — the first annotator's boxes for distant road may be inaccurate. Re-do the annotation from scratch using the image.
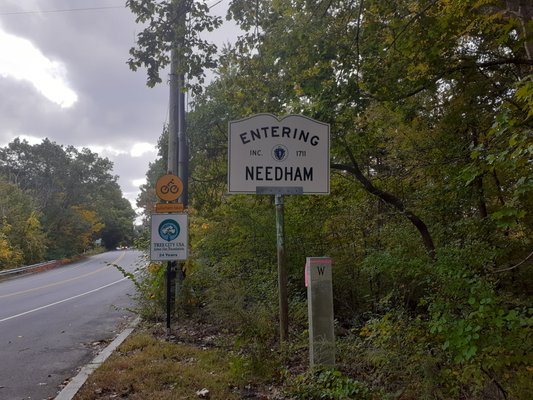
[0,250,144,400]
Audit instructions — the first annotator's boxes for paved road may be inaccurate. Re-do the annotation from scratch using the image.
[0,250,144,400]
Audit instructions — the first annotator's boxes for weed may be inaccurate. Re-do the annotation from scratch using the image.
[75,328,243,399]
[285,367,374,400]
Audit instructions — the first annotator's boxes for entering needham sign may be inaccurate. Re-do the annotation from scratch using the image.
[228,114,330,194]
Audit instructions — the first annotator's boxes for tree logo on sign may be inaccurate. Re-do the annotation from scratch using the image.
[158,219,180,242]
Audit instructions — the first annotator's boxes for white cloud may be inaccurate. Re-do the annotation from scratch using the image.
[131,142,156,157]
[1,134,43,147]
[132,178,146,187]
[84,144,128,157]
[17,134,44,145]
[0,28,78,108]
[83,142,156,158]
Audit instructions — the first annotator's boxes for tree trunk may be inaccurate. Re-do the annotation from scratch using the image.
[474,175,489,219]
[506,0,533,62]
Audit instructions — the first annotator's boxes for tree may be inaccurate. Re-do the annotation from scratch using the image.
[133,1,532,396]
[98,195,136,249]
[0,219,23,269]
[136,127,169,226]
[0,139,135,258]
[127,0,222,94]
[220,0,532,254]
[0,176,46,267]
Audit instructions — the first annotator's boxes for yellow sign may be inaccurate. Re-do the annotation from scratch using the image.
[155,203,184,213]
[155,174,183,201]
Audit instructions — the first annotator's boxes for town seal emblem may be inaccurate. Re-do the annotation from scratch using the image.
[272,144,288,162]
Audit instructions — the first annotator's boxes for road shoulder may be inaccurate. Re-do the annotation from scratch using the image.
[54,317,141,400]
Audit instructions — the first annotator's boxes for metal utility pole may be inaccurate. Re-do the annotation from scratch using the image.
[177,67,188,208]
[175,2,187,289]
[168,48,179,175]
[168,0,187,185]
[276,194,289,342]
[166,0,188,331]
[174,0,188,208]
[165,48,179,332]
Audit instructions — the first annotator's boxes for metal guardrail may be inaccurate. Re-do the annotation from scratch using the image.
[0,260,58,277]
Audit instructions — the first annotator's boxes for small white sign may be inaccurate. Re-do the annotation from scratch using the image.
[228,114,330,194]
[150,213,188,261]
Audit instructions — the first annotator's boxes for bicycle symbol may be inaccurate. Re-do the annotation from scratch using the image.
[155,174,183,201]
[160,179,180,194]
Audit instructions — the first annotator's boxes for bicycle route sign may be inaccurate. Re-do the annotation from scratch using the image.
[155,174,183,202]
[150,213,188,261]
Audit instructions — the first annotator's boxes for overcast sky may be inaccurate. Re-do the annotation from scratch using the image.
[0,0,236,217]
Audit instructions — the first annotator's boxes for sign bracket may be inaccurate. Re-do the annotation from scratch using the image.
[256,186,303,195]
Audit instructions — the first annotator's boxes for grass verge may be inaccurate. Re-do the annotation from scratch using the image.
[73,321,281,400]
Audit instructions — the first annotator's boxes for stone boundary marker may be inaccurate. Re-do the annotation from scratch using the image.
[306,257,335,367]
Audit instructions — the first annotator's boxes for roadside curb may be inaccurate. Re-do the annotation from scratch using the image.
[54,316,141,400]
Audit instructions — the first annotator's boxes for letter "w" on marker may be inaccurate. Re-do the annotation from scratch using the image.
[317,265,326,275]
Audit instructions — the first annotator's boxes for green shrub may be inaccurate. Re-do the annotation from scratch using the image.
[285,367,373,400]
[426,247,533,398]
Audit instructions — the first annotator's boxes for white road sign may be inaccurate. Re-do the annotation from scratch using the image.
[150,213,188,261]
[228,114,330,194]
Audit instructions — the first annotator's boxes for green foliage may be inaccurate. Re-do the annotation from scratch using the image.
[425,247,533,397]
[136,128,168,227]
[0,219,23,269]
[123,229,171,320]
[0,177,47,267]
[286,367,373,400]
[354,310,447,399]
[0,138,135,262]
[467,75,533,231]
[127,0,222,93]
[125,229,166,321]
[228,351,280,384]
[123,259,168,320]
[129,0,533,397]
[185,196,280,348]
[346,245,533,398]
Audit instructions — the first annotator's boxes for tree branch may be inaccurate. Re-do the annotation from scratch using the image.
[385,0,440,52]
[375,58,533,101]
[492,251,533,273]
[332,145,436,256]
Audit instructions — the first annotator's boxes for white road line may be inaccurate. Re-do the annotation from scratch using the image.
[0,251,126,299]
[0,265,111,299]
[0,277,128,323]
